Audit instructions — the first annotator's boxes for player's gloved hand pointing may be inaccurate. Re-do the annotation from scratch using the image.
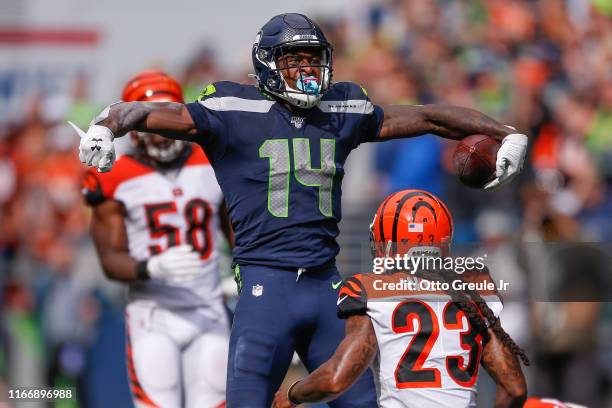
[146,245,205,284]
[484,132,528,190]
[69,121,116,173]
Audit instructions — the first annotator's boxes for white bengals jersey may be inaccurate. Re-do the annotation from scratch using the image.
[337,271,503,408]
[83,146,225,308]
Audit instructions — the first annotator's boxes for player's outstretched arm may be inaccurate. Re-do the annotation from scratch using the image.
[70,101,198,172]
[90,200,140,282]
[98,101,198,141]
[481,328,528,408]
[272,315,377,407]
[379,104,511,141]
[379,104,528,190]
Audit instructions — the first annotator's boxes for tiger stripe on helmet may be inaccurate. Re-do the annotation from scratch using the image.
[370,189,453,259]
[377,193,394,243]
[391,190,429,244]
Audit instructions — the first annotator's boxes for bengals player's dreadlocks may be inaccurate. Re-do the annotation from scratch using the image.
[413,266,530,366]
[371,189,530,366]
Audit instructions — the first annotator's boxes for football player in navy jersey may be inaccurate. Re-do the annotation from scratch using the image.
[72,13,528,407]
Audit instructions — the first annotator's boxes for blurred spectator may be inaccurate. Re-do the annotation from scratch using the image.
[181,46,222,102]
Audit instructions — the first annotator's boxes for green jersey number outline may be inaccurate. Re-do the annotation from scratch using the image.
[259,138,336,218]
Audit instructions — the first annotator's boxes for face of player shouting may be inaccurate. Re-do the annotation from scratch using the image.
[275,48,323,103]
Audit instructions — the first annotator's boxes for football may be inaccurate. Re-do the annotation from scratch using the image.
[453,135,500,188]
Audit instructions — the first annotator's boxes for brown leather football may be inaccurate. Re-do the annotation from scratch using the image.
[453,135,501,188]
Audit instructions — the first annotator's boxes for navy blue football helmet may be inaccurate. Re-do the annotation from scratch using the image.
[252,13,333,109]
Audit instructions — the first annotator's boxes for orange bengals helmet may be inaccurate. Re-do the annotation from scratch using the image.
[370,189,453,258]
[122,70,187,164]
[524,398,584,408]
[121,70,184,103]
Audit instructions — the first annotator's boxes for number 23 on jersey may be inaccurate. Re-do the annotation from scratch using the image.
[393,299,483,389]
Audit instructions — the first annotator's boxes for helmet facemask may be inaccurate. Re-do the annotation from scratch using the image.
[254,39,333,109]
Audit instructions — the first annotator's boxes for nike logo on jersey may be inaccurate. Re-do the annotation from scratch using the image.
[336,295,348,306]
[332,280,342,290]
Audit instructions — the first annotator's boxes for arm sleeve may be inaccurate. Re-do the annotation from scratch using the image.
[337,275,368,319]
[358,104,384,144]
[185,89,228,161]
[350,84,384,146]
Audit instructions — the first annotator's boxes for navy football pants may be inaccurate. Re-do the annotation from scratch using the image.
[226,263,377,407]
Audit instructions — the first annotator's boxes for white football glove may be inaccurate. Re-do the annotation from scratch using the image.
[68,121,116,173]
[484,133,528,190]
[146,245,204,284]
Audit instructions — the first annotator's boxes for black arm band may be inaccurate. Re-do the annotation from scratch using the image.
[135,260,151,281]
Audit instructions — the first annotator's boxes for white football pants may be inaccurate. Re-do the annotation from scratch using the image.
[125,300,229,408]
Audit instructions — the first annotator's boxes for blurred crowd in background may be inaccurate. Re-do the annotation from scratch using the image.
[0,0,611,406]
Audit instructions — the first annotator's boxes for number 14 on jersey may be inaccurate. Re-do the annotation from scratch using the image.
[259,138,336,218]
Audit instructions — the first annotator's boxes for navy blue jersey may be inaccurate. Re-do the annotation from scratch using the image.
[186,81,384,268]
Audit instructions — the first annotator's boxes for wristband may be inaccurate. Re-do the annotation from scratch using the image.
[287,380,302,405]
[135,260,151,281]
